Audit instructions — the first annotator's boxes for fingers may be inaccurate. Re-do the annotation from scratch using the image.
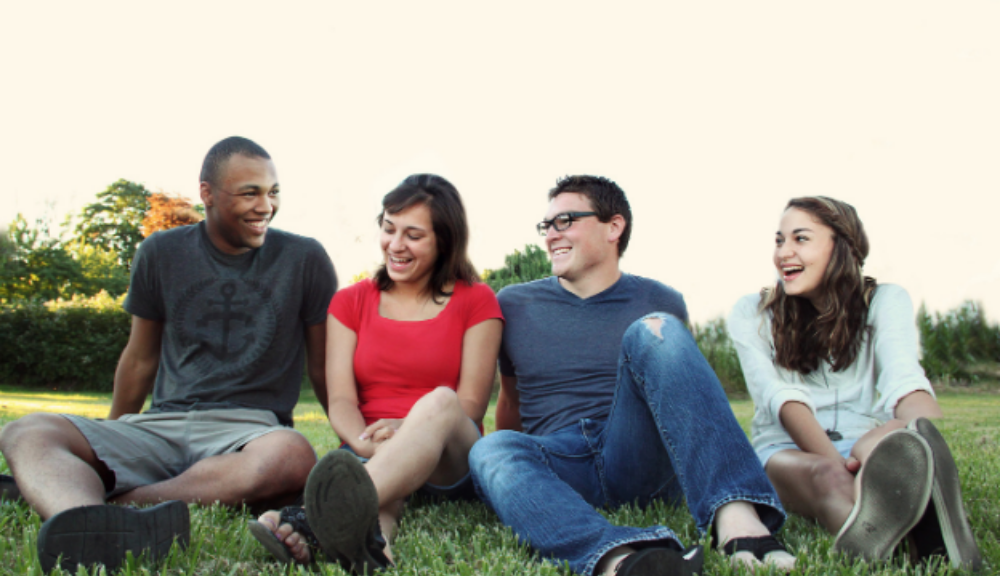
[844,456,861,474]
[372,426,395,443]
[360,419,389,441]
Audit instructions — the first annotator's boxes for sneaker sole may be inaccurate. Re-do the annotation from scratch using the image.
[834,429,933,562]
[305,451,385,574]
[908,417,983,571]
[36,500,190,573]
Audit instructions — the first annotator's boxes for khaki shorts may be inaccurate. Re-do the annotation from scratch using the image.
[63,408,305,497]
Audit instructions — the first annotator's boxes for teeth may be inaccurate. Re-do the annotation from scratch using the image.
[390,256,411,264]
[784,266,803,273]
[552,247,570,256]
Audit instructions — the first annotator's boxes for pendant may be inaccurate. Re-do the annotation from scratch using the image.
[826,430,843,441]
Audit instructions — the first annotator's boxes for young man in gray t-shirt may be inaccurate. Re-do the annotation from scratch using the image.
[0,137,337,573]
[470,176,796,576]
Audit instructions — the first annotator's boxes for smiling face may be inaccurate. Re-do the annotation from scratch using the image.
[544,192,618,284]
[774,207,836,305]
[200,153,279,255]
[380,202,438,288]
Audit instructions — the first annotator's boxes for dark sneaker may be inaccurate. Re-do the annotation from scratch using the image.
[907,417,983,571]
[834,429,933,562]
[0,474,21,502]
[305,451,392,575]
[36,501,190,573]
[616,546,704,576]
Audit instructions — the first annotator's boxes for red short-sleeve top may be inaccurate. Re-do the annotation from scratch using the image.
[329,279,503,425]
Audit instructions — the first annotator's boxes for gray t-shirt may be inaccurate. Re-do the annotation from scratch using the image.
[124,221,337,425]
[498,274,687,436]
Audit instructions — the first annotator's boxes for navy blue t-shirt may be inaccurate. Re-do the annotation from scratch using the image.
[498,274,687,436]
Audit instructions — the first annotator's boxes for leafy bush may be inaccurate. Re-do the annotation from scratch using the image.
[0,291,130,390]
[692,318,748,396]
[482,245,551,293]
[918,301,1000,383]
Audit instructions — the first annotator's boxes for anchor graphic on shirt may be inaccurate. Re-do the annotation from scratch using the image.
[196,282,256,361]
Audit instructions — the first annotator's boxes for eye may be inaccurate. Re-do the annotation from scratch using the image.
[269,189,280,196]
[795,235,808,242]
[775,237,784,246]
[407,233,424,241]
[555,215,572,226]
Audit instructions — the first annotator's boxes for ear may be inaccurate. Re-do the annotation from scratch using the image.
[200,181,213,208]
[606,214,626,245]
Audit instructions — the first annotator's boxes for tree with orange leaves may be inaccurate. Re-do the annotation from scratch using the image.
[141,193,204,238]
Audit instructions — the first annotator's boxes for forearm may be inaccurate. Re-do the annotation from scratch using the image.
[779,401,841,459]
[108,360,156,419]
[894,390,942,422]
[494,397,522,432]
[329,398,375,457]
[459,398,488,427]
[309,370,329,415]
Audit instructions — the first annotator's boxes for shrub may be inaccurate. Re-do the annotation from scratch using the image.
[918,301,1000,383]
[692,318,747,396]
[0,291,130,390]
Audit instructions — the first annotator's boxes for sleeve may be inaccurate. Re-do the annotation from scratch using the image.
[727,294,814,424]
[462,282,504,329]
[300,239,338,326]
[330,281,364,332]
[648,280,689,324]
[123,235,165,321]
[497,287,516,377]
[869,284,936,417]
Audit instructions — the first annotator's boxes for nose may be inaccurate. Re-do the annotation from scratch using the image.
[388,232,406,252]
[775,242,793,260]
[253,194,274,215]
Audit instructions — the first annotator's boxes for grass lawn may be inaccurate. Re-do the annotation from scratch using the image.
[1,385,997,575]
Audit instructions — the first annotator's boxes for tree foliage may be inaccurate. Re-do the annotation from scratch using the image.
[481,244,551,293]
[0,214,81,302]
[141,192,204,238]
[73,179,151,269]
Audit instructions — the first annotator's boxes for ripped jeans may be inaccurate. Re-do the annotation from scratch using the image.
[470,313,785,575]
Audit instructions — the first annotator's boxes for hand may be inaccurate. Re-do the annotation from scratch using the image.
[359,418,405,443]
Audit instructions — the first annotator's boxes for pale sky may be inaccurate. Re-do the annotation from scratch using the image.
[2,1,998,323]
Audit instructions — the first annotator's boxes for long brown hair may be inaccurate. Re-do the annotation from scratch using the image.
[374,174,478,302]
[761,196,877,373]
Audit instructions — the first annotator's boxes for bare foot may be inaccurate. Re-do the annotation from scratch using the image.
[255,510,312,564]
[716,502,796,572]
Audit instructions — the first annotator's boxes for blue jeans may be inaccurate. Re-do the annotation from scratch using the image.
[469,313,785,575]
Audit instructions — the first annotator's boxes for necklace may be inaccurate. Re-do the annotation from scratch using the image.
[822,369,842,441]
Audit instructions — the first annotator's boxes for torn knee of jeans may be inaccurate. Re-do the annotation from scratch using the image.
[642,316,664,339]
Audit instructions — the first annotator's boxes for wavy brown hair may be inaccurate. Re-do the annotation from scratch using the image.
[374,174,478,303]
[761,196,877,373]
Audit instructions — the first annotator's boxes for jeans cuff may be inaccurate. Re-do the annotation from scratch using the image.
[705,495,787,538]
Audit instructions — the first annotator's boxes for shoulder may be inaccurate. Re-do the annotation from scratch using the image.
[458,280,499,301]
[265,228,327,257]
[623,274,688,320]
[334,279,377,301]
[732,292,765,318]
[497,276,556,306]
[868,283,915,323]
[134,223,200,261]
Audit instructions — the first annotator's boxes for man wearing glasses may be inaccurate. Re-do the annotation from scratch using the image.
[469,176,795,576]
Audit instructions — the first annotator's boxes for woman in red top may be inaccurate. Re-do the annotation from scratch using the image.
[251,175,503,572]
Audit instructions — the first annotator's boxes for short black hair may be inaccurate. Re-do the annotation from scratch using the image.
[548,175,632,256]
[200,136,271,186]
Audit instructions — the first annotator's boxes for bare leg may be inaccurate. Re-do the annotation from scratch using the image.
[0,413,112,519]
[113,430,315,510]
[765,449,856,534]
[365,387,480,506]
[255,387,478,563]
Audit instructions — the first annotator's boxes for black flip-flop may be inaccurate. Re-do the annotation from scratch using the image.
[0,474,21,502]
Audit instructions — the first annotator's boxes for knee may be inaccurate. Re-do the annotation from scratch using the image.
[469,430,525,473]
[246,433,316,495]
[409,387,462,422]
[627,313,688,343]
[808,458,854,495]
[0,413,68,454]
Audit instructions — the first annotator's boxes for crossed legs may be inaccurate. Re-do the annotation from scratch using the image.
[257,386,479,564]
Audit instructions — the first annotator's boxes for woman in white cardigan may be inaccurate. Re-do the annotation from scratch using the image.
[728,196,980,570]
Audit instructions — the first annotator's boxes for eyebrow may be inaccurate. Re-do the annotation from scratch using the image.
[776,228,814,235]
[383,217,427,232]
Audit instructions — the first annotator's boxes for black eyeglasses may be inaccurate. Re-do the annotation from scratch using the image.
[536,212,598,236]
